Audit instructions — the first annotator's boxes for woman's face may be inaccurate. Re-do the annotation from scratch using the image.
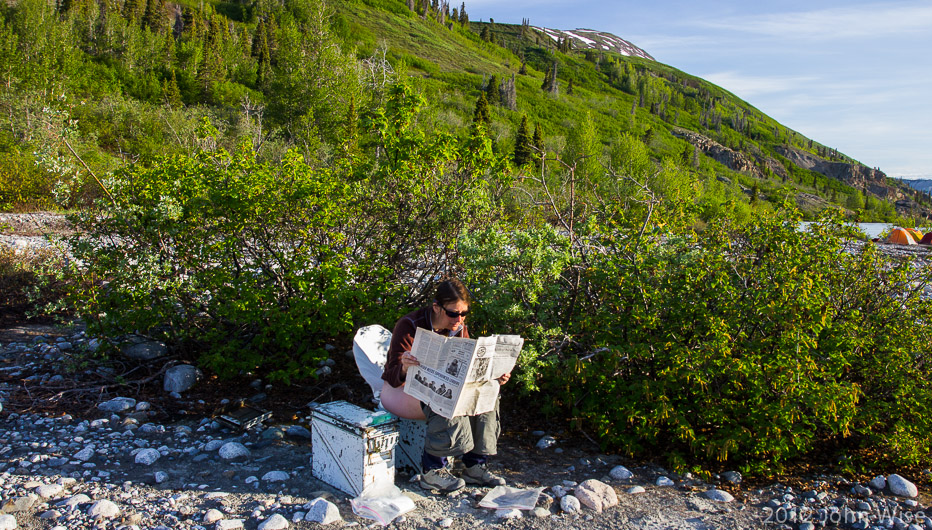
[432,299,469,332]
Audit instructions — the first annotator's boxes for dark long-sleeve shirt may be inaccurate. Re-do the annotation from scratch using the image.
[381,306,469,388]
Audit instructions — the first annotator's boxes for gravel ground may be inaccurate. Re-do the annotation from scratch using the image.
[0,330,930,530]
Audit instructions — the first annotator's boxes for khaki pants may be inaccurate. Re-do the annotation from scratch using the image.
[422,398,500,457]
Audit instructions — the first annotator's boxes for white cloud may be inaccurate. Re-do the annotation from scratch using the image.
[697,2,932,40]
[701,71,818,98]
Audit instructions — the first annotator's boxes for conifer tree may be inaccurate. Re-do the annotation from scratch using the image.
[123,0,142,21]
[458,2,467,24]
[473,91,490,128]
[532,122,544,160]
[162,70,182,107]
[566,78,574,95]
[513,115,532,166]
[485,74,499,106]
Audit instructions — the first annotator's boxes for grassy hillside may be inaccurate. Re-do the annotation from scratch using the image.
[0,0,927,223]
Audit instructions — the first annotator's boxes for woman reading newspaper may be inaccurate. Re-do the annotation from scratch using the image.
[380,278,511,494]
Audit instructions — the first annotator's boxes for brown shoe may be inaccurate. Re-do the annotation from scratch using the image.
[462,464,506,487]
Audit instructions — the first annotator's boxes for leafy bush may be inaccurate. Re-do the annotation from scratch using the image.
[545,210,932,470]
[64,129,365,382]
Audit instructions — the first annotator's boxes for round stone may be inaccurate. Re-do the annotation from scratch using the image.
[87,499,121,518]
[134,448,161,465]
[609,465,633,481]
[218,442,251,460]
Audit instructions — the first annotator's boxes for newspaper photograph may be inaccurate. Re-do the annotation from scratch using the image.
[404,328,523,419]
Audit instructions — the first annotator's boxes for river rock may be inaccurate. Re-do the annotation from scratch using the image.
[560,495,581,513]
[216,520,245,530]
[134,448,161,465]
[869,475,886,490]
[35,484,64,499]
[888,474,918,498]
[98,397,136,412]
[0,515,15,530]
[121,337,167,360]
[609,465,633,481]
[2,494,37,513]
[575,479,618,513]
[204,508,224,523]
[164,364,202,393]
[304,498,341,525]
[656,476,675,487]
[704,489,735,502]
[219,442,251,460]
[536,436,557,450]
[262,471,289,482]
[257,513,289,530]
[721,471,743,484]
[87,499,120,518]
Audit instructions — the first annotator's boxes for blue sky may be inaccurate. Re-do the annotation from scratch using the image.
[466,1,932,179]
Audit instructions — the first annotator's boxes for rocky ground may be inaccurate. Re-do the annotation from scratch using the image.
[0,322,930,530]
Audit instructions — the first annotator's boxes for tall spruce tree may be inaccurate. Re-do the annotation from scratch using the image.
[485,74,499,105]
[473,91,490,128]
[513,115,532,166]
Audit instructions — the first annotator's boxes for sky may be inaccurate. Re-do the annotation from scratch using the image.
[466,0,932,179]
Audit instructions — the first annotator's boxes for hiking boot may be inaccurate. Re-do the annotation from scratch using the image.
[419,467,466,493]
[462,464,506,487]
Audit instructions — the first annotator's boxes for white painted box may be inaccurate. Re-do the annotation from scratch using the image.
[311,401,399,496]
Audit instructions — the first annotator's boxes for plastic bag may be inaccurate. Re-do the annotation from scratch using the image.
[478,485,544,510]
[350,480,417,526]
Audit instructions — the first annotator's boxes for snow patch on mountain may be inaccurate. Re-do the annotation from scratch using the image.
[532,27,654,61]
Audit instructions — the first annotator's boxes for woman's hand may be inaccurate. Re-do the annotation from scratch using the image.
[497,372,511,385]
[400,351,420,375]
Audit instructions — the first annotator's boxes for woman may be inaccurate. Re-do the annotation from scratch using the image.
[380,278,510,493]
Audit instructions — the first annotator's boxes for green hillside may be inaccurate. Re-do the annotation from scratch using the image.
[1,0,928,222]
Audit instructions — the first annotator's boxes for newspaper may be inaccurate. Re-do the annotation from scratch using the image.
[403,328,523,419]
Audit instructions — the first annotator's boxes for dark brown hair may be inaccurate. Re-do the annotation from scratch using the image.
[434,278,471,307]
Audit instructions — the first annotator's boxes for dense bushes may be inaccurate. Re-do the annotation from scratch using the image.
[535,212,932,471]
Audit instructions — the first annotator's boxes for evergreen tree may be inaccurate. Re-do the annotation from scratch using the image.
[532,122,544,162]
[458,2,467,24]
[123,0,142,21]
[566,78,574,95]
[513,115,532,166]
[480,26,490,42]
[162,70,182,107]
[143,0,165,32]
[472,91,490,128]
[751,183,759,204]
[485,74,499,105]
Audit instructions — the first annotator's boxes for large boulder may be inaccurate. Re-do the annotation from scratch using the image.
[120,336,167,361]
[163,365,202,393]
[575,479,618,513]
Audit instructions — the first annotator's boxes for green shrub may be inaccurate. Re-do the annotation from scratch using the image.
[64,132,365,382]
[547,210,932,470]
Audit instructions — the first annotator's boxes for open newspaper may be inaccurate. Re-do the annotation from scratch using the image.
[403,328,523,419]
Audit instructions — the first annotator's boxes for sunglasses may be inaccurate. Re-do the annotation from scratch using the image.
[439,305,469,318]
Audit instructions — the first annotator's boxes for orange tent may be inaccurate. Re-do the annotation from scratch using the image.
[887,227,917,245]
[907,228,924,241]
[920,232,932,245]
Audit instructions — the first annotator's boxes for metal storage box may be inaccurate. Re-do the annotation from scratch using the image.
[311,401,399,496]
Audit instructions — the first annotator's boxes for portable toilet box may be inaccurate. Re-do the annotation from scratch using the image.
[311,400,399,496]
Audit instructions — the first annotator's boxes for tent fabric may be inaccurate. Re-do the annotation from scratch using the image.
[887,228,917,245]
[920,232,932,245]
[906,228,924,241]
